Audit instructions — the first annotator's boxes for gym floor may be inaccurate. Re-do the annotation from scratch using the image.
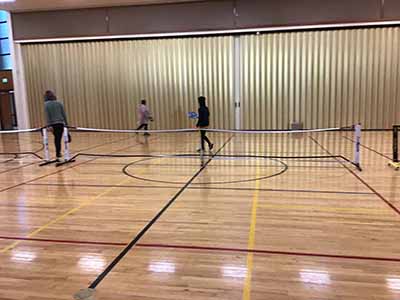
[0,130,399,300]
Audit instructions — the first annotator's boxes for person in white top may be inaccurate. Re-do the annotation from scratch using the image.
[136,99,153,135]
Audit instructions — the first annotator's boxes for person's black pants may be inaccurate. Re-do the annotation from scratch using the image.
[136,123,148,131]
[51,124,64,158]
[200,129,211,150]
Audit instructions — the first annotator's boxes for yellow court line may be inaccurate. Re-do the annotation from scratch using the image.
[242,168,261,300]
[258,203,386,214]
[0,177,134,253]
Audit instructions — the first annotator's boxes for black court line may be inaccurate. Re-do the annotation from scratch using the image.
[310,136,400,217]
[26,182,375,195]
[74,135,139,152]
[0,137,158,194]
[342,136,392,160]
[123,157,288,185]
[85,161,344,169]
[0,154,18,163]
[88,136,233,289]
[0,162,37,175]
[0,135,138,176]
[0,140,44,159]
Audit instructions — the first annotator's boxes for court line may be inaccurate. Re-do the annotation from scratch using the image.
[243,168,261,300]
[0,235,126,246]
[0,136,157,194]
[0,155,18,163]
[0,162,37,175]
[310,136,400,217]
[259,203,388,214]
[88,136,233,290]
[0,177,135,253]
[86,162,344,169]
[342,136,392,160]
[0,235,399,263]
[123,157,288,185]
[137,243,400,263]
[0,137,160,252]
[25,183,375,195]
[0,135,133,175]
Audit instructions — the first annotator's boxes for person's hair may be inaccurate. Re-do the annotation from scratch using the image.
[44,90,57,101]
[198,96,206,107]
[141,99,146,105]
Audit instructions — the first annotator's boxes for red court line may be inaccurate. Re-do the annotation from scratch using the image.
[310,136,400,217]
[137,243,400,263]
[26,183,375,196]
[0,235,399,263]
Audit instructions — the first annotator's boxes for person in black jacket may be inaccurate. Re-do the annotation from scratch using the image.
[196,96,214,151]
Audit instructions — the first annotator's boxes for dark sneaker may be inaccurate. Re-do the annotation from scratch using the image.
[209,144,214,150]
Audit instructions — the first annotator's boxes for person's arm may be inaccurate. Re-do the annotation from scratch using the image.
[60,103,68,125]
[44,104,51,126]
[144,107,150,120]
[147,108,154,121]
[197,108,204,127]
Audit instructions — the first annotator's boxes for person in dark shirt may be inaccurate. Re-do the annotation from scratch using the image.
[44,90,68,160]
[196,96,214,151]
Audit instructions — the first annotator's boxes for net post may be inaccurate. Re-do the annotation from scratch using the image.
[393,125,399,163]
[39,127,57,166]
[389,125,400,170]
[63,126,70,161]
[42,128,50,161]
[353,124,362,171]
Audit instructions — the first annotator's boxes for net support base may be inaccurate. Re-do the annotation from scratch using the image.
[353,162,362,172]
[39,159,59,167]
[74,288,96,300]
[55,159,75,167]
[388,161,400,171]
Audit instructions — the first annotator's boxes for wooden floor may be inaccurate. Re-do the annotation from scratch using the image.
[0,130,399,300]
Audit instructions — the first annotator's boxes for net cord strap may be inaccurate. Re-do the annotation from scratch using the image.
[0,127,42,134]
[1,125,352,135]
[72,126,349,134]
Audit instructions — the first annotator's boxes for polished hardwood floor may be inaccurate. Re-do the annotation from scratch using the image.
[0,130,399,300]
